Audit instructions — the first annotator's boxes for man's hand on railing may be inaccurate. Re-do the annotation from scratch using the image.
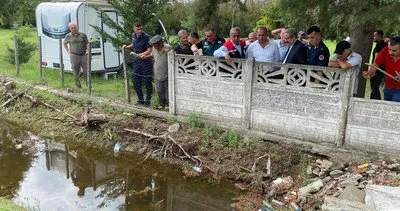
[224,54,232,65]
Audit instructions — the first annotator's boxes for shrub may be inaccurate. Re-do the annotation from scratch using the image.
[221,130,241,148]
[4,26,37,65]
[187,113,204,129]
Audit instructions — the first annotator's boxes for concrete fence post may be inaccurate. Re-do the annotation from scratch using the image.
[13,35,20,76]
[337,68,353,147]
[242,58,255,129]
[168,52,176,115]
[122,48,131,103]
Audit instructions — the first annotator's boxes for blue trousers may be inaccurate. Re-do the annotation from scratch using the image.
[384,89,400,102]
[132,59,153,104]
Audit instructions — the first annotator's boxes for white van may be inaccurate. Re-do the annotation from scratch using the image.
[35,1,121,73]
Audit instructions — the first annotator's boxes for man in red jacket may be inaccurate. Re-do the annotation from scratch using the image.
[213,27,246,65]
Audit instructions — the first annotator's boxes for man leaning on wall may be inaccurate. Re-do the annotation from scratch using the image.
[328,41,362,97]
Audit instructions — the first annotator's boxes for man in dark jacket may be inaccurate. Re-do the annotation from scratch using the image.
[281,28,308,64]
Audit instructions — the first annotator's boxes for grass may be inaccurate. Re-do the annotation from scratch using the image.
[0,28,160,105]
[0,198,25,211]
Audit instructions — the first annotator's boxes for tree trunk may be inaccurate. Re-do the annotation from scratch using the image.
[350,24,374,98]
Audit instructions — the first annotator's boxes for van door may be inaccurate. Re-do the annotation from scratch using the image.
[101,11,120,69]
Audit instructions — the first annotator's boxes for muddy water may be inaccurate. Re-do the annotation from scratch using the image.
[0,119,238,211]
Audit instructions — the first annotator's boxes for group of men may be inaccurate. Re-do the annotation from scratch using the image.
[63,22,400,106]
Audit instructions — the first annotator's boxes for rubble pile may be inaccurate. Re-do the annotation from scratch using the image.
[260,159,400,210]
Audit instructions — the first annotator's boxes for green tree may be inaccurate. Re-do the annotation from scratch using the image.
[91,0,168,50]
[0,0,46,28]
[266,0,400,97]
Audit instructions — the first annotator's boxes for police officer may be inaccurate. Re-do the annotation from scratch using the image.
[122,23,153,107]
[306,26,330,67]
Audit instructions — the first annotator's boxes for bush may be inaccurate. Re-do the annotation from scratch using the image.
[4,26,37,65]
[187,112,204,129]
[221,130,241,148]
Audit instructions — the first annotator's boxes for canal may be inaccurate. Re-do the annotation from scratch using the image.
[0,118,238,210]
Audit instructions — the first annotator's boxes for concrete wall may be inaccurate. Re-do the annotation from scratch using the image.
[345,98,400,153]
[169,53,400,153]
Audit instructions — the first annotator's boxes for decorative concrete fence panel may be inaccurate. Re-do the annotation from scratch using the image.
[168,54,248,127]
[169,53,354,146]
[345,98,400,153]
[250,62,353,145]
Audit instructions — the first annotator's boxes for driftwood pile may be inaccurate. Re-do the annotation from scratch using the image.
[0,78,107,127]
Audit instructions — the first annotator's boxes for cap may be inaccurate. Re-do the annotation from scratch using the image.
[149,35,163,45]
[298,31,306,36]
[334,40,351,54]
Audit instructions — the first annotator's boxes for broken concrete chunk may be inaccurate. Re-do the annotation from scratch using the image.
[313,167,321,176]
[329,170,344,178]
[338,185,365,203]
[316,159,333,172]
[321,197,377,211]
[299,179,324,197]
[307,165,313,175]
[365,184,400,210]
[322,176,332,183]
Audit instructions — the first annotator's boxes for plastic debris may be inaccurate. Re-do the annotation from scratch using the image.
[271,199,284,206]
[357,163,369,169]
[290,201,301,211]
[266,187,277,199]
[192,166,202,173]
[114,143,121,153]
[262,200,274,211]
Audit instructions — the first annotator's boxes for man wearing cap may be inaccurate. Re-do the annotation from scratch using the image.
[363,36,400,102]
[122,23,153,107]
[213,27,246,65]
[307,26,330,67]
[329,40,362,97]
[63,23,90,90]
[298,31,308,45]
[148,35,172,109]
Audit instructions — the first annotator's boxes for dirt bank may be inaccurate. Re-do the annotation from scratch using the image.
[0,76,391,210]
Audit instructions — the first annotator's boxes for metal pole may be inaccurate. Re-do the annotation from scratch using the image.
[87,46,92,95]
[59,39,65,87]
[13,35,20,76]
[122,48,131,103]
[38,36,43,81]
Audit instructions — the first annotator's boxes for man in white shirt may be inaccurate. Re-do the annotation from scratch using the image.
[246,27,280,63]
[328,40,362,96]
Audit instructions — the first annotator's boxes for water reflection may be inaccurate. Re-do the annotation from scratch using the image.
[0,119,237,210]
[0,120,33,197]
